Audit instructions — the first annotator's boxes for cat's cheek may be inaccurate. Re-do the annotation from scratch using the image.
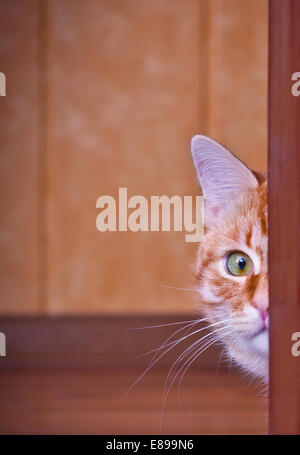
[226,339,269,382]
[197,281,223,305]
[249,330,269,357]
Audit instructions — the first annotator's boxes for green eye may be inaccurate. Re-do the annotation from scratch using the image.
[226,251,253,276]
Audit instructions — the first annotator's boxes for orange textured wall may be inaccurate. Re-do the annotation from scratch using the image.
[0,0,268,314]
[0,0,40,313]
[45,0,202,313]
[208,0,268,171]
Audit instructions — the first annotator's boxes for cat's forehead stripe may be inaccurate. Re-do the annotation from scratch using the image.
[245,228,252,248]
[246,274,260,300]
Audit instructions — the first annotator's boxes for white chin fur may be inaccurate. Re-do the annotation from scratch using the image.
[249,329,269,357]
[226,329,269,382]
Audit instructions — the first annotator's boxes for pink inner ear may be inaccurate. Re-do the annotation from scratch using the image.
[191,135,258,215]
[204,201,223,229]
[209,204,220,219]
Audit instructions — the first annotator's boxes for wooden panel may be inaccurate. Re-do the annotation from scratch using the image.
[46,0,203,313]
[208,0,268,171]
[269,0,300,435]
[0,1,39,313]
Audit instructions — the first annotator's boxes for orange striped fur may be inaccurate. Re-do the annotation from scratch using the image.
[191,136,268,382]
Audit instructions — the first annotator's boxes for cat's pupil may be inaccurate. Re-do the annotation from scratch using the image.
[238,257,246,270]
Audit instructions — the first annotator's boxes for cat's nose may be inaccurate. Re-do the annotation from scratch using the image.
[252,293,269,326]
[258,309,269,329]
[259,309,268,322]
[252,293,268,312]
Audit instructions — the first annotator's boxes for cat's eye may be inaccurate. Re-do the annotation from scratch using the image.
[226,251,253,276]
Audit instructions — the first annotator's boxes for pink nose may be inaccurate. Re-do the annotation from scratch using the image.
[252,293,269,324]
[259,309,268,322]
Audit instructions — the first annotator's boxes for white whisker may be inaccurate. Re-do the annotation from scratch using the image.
[146,318,232,368]
[176,331,232,400]
[163,325,231,396]
[126,317,205,330]
[160,328,233,430]
[134,320,201,360]
[124,319,232,397]
[215,346,226,380]
[137,318,224,361]
[158,284,197,292]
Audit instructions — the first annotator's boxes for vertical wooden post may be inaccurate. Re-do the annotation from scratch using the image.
[269,0,300,435]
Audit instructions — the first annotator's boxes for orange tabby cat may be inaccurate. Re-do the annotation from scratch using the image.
[191,135,268,383]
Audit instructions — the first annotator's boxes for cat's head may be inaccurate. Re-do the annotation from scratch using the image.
[191,135,268,382]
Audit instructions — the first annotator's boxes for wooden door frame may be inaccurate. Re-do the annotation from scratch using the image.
[269,0,300,435]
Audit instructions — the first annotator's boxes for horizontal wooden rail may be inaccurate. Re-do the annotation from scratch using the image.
[0,314,220,370]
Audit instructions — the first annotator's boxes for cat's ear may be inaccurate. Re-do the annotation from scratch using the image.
[191,135,258,228]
